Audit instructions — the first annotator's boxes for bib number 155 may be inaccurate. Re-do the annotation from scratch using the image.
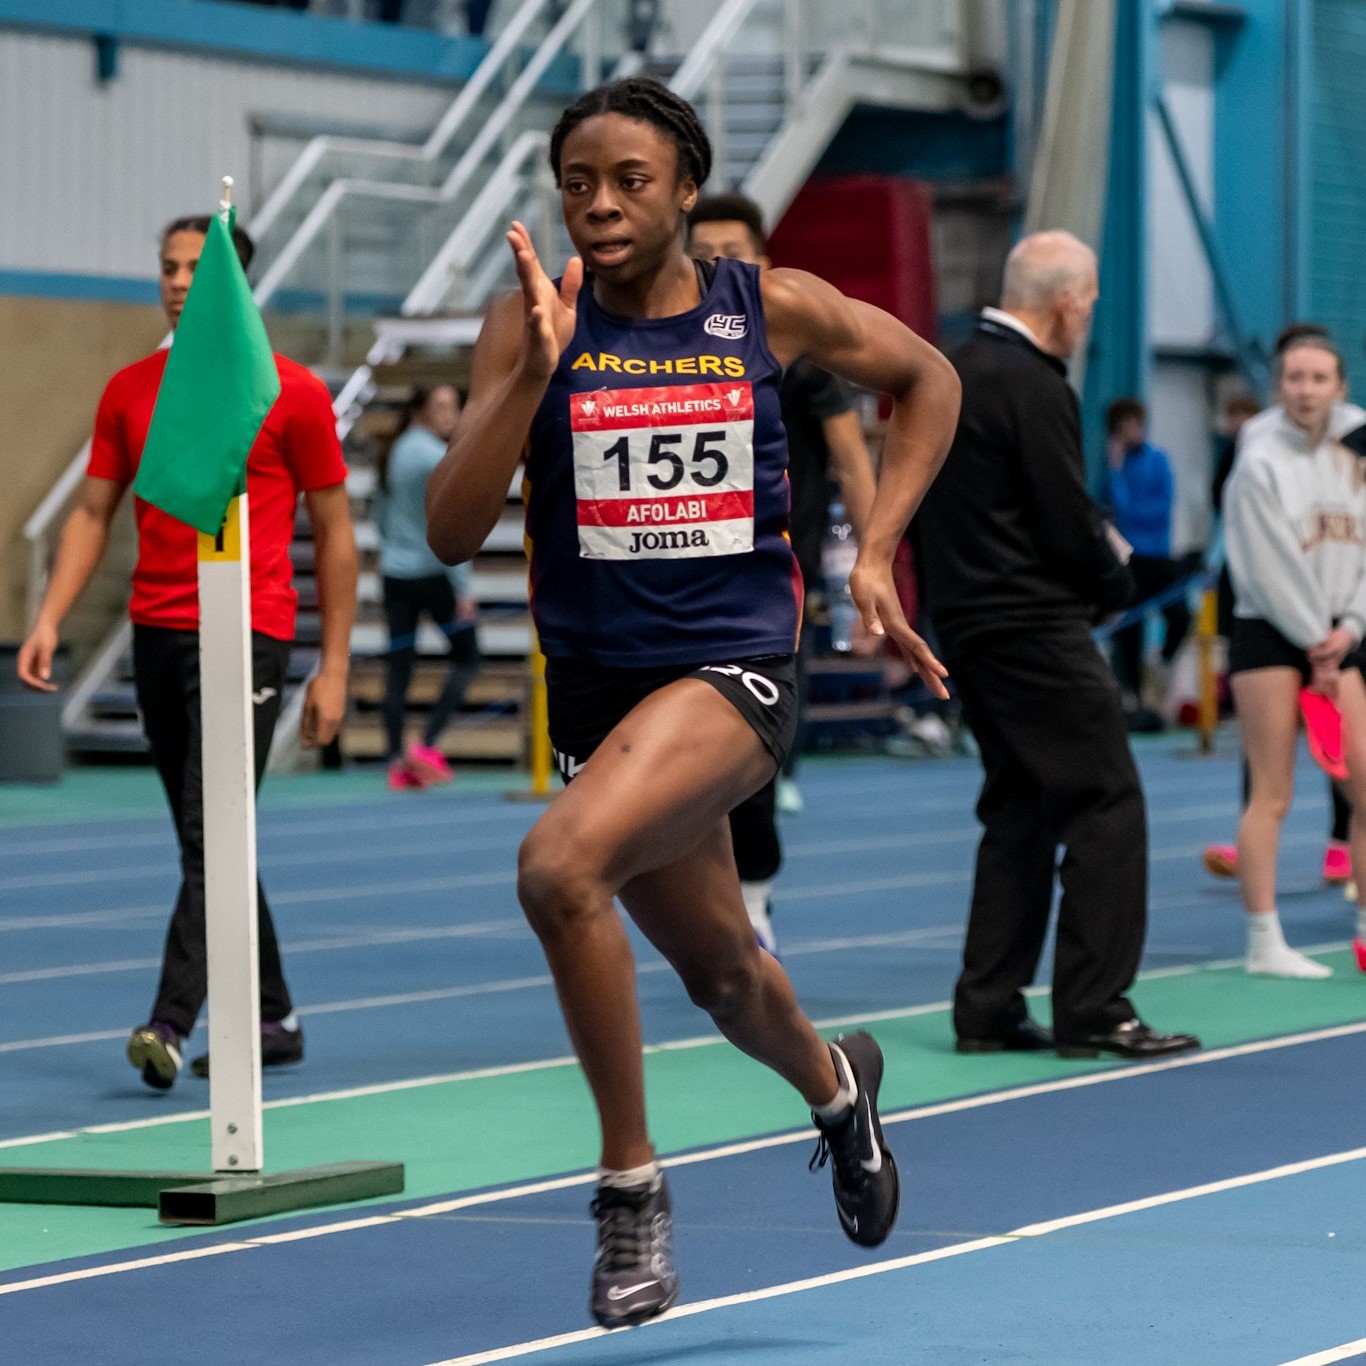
[602,430,729,493]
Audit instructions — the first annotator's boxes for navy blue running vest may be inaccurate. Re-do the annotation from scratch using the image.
[525,256,801,666]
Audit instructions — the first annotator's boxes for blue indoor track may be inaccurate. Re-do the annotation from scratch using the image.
[2,738,1365,1366]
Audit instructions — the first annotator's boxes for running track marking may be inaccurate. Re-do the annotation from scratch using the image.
[0,943,1349,1148]
[1277,1340,1366,1366]
[0,791,1244,887]
[3,1020,1366,1295]
[416,1144,1366,1366]
[5,1133,1365,1366]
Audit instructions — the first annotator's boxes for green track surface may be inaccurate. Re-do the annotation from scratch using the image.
[2,950,1359,1275]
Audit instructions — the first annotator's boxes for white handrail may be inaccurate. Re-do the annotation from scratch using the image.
[250,0,599,314]
[670,0,762,98]
[247,0,551,244]
[406,130,551,313]
[253,178,444,308]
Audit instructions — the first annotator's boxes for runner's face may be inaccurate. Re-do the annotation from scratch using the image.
[159,231,205,328]
[1279,345,1344,433]
[559,114,697,283]
[688,219,763,267]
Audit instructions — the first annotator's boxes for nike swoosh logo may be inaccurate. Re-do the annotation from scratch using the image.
[606,1281,658,1300]
[252,687,278,706]
[858,1097,883,1173]
[837,1205,859,1234]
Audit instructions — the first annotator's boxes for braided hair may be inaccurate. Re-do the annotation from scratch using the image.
[548,78,712,189]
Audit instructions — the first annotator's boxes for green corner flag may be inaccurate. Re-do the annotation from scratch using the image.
[135,206,280,536]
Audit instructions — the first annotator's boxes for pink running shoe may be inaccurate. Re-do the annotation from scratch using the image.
[1354,938,1366,973]
[407,742,454,785]
[387,759,425,791]
[1202,845,1237,878]
[1323,842,1352,885]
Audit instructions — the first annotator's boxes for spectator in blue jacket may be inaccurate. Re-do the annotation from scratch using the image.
[1105,398,1191,707]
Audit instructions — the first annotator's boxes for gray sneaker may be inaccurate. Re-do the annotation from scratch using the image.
[589,1175,679,1329]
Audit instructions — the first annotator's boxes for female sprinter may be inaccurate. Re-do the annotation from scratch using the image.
[1225,334,1366,979]
[426,78,960,1329]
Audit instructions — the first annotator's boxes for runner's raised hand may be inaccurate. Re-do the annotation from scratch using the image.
[507,220,583,382]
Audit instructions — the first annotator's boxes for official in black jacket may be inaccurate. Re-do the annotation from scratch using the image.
[917,231,1199,1061]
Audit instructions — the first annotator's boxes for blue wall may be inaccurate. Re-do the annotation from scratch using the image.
[815,108,1009,183]
[1309,0,1366,398]
[0,0,487,83]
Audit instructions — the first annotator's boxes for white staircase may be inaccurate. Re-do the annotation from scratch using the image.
[25,0,989,767]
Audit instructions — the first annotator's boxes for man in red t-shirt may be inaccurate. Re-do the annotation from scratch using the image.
[17,215,358,1091]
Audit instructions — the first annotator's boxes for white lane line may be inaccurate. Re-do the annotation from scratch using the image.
[1275,1340,1366,1366]
[0,1241,254,1295]
[0,920,959,990]
[7,1132,1364,1364]
[0,919,529,985]
[0,924,962,1035]
[0,947,1354,1149]
[0,796,540,848]
[3,1014,1365,1296]
[420,1239,1018,1365]
[417,1144,1366,1366]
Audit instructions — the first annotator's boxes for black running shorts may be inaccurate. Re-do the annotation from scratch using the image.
[545,654,798,783]
[1229,616,1366,682]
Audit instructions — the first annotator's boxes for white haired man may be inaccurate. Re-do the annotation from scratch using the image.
[916,231,1200,1060]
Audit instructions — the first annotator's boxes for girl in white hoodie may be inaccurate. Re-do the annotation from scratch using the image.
[1224,336,1366,978]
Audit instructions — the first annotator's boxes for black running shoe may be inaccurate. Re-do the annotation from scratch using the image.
[588,1175,680,1329]
[810,1031,900,1247]
[190,1022,304,1079]
[126,1021,184,1091]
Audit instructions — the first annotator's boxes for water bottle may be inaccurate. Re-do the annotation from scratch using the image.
[822,499,858,652]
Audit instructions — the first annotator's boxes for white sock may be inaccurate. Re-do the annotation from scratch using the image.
[812,1043,858,1124]
[1246,910,1332,979]
[598,1160,661,1192]
[740,880,777,953]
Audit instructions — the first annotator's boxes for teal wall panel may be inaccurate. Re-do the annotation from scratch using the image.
[1310,0,1366,397]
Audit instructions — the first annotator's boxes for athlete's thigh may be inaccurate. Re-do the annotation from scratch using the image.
[1231,668,1302,802]
[617,819,755,977]
[531,677,776,890]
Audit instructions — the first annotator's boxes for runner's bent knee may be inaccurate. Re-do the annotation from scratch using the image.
[516,824,611,938]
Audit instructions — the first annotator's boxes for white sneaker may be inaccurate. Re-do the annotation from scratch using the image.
[1246,944,1332,979]
[776,777,804,814]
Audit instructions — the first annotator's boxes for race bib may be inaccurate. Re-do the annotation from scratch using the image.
[571,383,755,560]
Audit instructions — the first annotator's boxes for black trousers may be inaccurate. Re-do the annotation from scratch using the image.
[728,776,781,883]
[382,574,480,761]
[1111,555,1192,696]
[132,625,294,1037]
[947,622,1146,1041]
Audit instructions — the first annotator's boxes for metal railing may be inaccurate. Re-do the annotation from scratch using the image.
[24,0,978,760]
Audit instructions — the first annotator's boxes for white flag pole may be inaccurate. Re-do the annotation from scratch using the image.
[200,174,264,1175]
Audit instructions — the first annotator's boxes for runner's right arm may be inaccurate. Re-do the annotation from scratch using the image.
[427,223,583,565]
[17,475,126,690]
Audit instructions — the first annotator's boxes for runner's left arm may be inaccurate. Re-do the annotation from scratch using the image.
[762,268,960,695]
[302,482,358,747]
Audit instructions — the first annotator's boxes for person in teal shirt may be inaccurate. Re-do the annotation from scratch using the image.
[377,385,479,788]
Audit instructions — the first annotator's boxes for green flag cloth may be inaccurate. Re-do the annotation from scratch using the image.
[134,206,280,536]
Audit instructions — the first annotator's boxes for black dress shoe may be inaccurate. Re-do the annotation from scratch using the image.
[1055,1018,1200,1061]
[190,1023,304,1078]
[956,1018,1055,1054]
